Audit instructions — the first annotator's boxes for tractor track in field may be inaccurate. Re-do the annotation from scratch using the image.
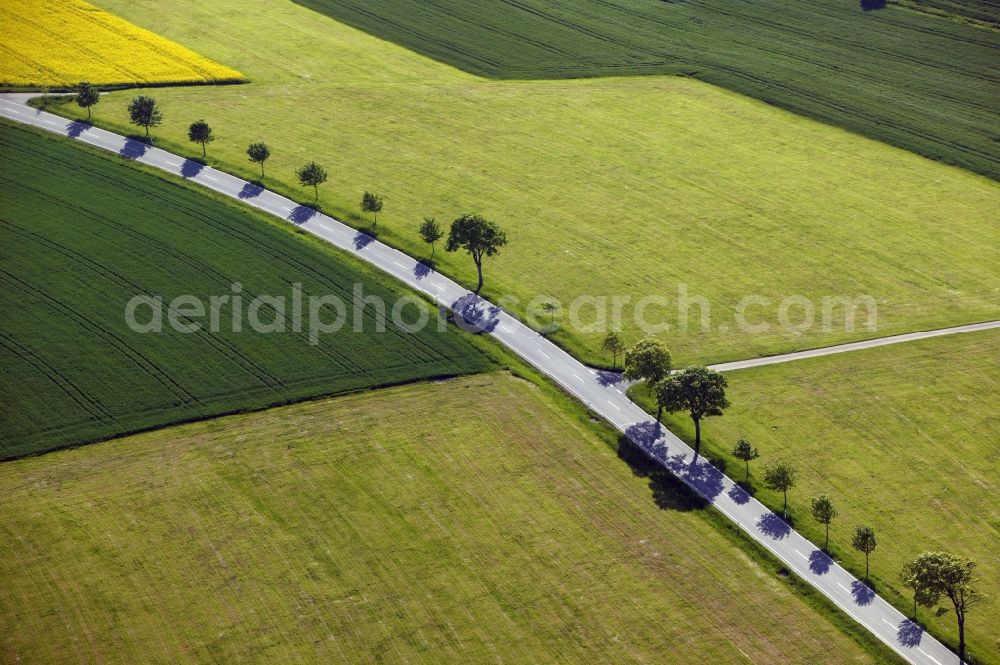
[0,269,200,406]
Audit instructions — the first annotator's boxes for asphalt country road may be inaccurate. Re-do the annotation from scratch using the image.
[0,98,966,665]
[707,320,1000,373]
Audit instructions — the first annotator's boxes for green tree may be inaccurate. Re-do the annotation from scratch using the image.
[653,366,728,452]
[361,191,384,227]
[419,217,443,258]
[445,213,507,293]
[762,460,796,518]
[127,95,162,138]
[622,338,671,390]
[187,120,214,157]
[296,162,328,201]
[851,525,877,581]
[541,300,558,326]
[731,437,759,486]
[899,552,981,663]
[75,81,99,119]
[247,142,270,179]
[810,494,838,552]
[601,331,625,369]
[900,557,940,620]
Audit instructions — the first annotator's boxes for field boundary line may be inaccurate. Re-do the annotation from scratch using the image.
[708,320,1000,372]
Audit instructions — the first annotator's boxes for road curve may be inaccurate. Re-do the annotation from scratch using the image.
[0,98,961,665]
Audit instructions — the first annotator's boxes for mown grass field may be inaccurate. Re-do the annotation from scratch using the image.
[0,121,489,459]
[295,0,1000,180]
[0,0,244,88]
[0,373,895,664]
[632,330,1000,662]
[52,0,1000,368]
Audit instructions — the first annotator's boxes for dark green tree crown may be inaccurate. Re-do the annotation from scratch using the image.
[445,214,507,257]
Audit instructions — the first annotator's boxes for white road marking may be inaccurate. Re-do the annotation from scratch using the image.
[794,549,807,560]
[608,401,621,411]
[837,583,849,591]
[572,373,584,383]
[882,618,895,628]
[538,349,550,359]
[709,319,1000,373]
[917,648,940,665]
[202,174,218,182]
[393,261,406,268]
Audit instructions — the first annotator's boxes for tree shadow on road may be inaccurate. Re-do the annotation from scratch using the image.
[808,549,832,575]
[238,182,263,199]
[595,370,623,387]
[617,437,709,512]
[66,120,89,138]
[727,483,751,505]
[897,619,923,647]
[181,159,204,178]
[673,457,725,501]
[119,138,149,160]
[450,293,501,333]
[851,580,875,606]
[414,262,431,280]
[757,513,791,540]
[624,420,663,451]
[353,230,375,249]
[289,205,317,225]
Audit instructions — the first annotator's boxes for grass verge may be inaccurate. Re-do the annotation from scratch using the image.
[630,330,1000,663]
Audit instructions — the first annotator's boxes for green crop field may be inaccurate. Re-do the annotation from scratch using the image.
[632,330,1000,661]
[0,373,894,664]
[292,0,1000,180]
[49,0,1000,367]
[0,121,489,459]
[891,0,999,26]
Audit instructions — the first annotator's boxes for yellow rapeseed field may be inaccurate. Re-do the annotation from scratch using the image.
[0,0,244,88]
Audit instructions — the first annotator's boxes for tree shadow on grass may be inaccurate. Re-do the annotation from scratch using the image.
[617,437,709,511]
